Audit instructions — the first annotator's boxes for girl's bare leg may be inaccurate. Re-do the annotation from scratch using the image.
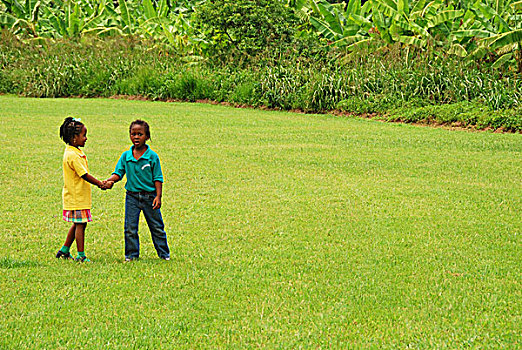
[64,223,76,247]
[75,223,87,252]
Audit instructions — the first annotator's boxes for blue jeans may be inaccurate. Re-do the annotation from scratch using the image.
[124,191,170,259]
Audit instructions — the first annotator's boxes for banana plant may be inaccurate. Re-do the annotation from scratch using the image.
[96,0,136,36]
[0,0,43,37]
[306,0,373,49]
[303,0,465,49]
[474,0,522,71]
[369,0,466,49]
[139,0,183,43]
[40,0,107,38]
[1,0,113,38]
[298,0,522,70]
[134,0,205,54]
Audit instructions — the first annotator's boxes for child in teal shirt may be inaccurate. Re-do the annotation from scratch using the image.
[105,120,170,261]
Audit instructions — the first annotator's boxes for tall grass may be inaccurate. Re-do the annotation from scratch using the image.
[1,33,521,131]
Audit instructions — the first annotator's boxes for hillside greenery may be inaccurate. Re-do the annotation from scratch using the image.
[1,0,521,131]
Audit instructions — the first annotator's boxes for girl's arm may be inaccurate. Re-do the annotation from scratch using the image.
[153,181,162,209]
[81,173,104,188]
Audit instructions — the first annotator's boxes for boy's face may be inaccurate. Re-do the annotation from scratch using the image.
[72,126,87,148]
[130,124,149,149]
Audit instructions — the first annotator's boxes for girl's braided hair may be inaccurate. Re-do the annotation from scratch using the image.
[60,117,84,145]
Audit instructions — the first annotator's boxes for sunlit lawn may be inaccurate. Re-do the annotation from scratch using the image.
[0,95,520,348]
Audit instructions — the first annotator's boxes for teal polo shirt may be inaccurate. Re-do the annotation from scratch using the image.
[112,145,164,192]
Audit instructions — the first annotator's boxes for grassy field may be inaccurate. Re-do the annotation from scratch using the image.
[0,95,520,348]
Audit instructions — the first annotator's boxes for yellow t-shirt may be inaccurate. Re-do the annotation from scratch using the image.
[62,145,92,210]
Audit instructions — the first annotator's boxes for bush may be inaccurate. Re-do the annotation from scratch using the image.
[337,95,396,114]
[0,34,520,132]
[229,82,258,105]
[386,102,522,131]
[114,67,164,98]
[194,0,298,58]
[162,70,213,102]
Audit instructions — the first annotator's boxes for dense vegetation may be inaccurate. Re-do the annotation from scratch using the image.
[1,0,521,131]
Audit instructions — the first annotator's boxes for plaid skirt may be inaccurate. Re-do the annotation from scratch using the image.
[63,209,92,223]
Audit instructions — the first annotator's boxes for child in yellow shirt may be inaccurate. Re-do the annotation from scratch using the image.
[56,117,109,262]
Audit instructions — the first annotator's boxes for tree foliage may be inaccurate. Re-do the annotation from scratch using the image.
[293,0,522,71]
[194,0,298,56]
[1,0,522,71]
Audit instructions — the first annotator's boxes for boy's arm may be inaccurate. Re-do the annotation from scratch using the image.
[105,152,126,189]
[107,153,126,186]
[152,181,162,210]
[106,174,121,183]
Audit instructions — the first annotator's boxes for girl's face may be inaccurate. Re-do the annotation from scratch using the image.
[130,124,149,149]
[71,126,87,148]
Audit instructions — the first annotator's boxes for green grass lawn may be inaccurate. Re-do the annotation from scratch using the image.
[0,95,520,348]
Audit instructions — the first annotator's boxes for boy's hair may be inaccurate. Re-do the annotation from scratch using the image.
[60,117,84,145]
[129,119,151,140]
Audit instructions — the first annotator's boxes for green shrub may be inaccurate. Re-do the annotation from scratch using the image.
[208,69,261,104]
[114,67,164,98]
[258,66,309,110]
[194,0,298,57]
[229,82,258,105]
[0,70,12,94]
[336,96,374,114]
[0,34,520,131]
[478,108,522,131]
[385,101,522,131]
[161,70,212,102]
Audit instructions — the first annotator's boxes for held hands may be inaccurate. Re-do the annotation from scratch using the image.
[98,178,160,208]
[99,180,114,190]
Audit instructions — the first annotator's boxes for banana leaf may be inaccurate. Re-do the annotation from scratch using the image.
[310,16,342,40]
[398,0,410,16]
[426,9,464,28]
[491,52,513,67]
[488,28,522,50]
[31,1,40,23]
[316,0,343,35]
[7,0,26,18]
[118,0,132,34]
[42,6,66,36]
[25,0,37,17]
[398,34,425,46]
[512,0,522,10]
[448,43,468,56]
[158,0,169,18]
[143,0,157,20]
[453,28,492,37]
[346,0,362,16]
[0,12,16,26]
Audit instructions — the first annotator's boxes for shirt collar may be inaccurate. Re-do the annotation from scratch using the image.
[66,145,86,158]
[125,144,151,161]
